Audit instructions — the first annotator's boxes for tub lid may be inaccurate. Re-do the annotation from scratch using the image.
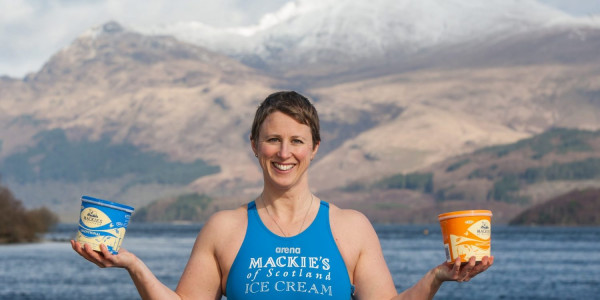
[438,210,492,221]
[81,195,135,213]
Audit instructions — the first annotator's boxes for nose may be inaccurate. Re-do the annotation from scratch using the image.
[277,141,292,159]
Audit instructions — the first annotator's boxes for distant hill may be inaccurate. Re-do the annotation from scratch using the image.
[2,128,220,185]
[509,188,600,226]
[328,128,600,224]
[133,193,215,223]
[428,128,600,205]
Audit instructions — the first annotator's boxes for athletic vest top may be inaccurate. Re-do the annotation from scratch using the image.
[225,200,354,299]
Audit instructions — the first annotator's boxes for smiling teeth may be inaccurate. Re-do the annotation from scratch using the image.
[274,163,293,171]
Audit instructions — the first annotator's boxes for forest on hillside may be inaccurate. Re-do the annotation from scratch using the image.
[0,181,58,243]
[509,188,600,226]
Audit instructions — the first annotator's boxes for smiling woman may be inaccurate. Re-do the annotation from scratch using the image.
[72,91,493,300]
[253,115,318,192]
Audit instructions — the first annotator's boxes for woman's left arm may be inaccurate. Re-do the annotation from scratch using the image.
[394,255,494,300]
[337,209,493,300]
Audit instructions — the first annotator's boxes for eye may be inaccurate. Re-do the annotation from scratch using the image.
[267,137,280,143]
[292,139,304,144]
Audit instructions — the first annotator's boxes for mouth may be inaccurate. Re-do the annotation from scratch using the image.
[272,162,294,171]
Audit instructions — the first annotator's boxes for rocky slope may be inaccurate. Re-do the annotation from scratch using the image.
[0,22,275,220]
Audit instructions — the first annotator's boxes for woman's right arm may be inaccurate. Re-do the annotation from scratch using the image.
[71,209,235,300]
[71,240,183,299]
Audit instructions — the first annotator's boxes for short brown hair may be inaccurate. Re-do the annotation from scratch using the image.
[250,91,320,149]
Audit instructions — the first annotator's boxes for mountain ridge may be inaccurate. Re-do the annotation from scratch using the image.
[1,2,600,223]
[142,0,598,79]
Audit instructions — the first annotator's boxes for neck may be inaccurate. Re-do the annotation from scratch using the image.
[259,192,315,237]
[260,191,313,216]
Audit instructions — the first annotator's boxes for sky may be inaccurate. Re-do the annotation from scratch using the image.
[0,0,599,78]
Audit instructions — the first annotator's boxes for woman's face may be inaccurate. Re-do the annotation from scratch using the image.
[252,111,319,191]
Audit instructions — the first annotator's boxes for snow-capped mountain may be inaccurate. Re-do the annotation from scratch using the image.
[141,0,596,75]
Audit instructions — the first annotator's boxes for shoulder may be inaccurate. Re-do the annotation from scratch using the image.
[328,202,397,298]
[176,204,250,297]
[328,202,381,258]
[194,203,248,250]
[327,202,386,287]
[204,204,248,229]
[201,204,248,238]
[329,202,376,239]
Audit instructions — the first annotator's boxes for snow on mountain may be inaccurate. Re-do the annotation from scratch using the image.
[139,0,594,70]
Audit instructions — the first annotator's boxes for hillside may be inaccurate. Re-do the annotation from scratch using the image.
[429,128,600,205]
[326,128,600,224]
[306,62,600,192]
[509,188,600,226]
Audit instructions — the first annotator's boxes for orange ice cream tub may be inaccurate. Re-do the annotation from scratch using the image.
[438,210,492,263]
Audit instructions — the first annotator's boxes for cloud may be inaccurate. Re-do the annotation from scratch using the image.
[538,0,600,16]
[0,0,289,78]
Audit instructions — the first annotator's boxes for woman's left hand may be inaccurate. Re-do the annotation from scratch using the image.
[434,256,494,283]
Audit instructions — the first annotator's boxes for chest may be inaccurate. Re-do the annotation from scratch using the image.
[222,223,357,297]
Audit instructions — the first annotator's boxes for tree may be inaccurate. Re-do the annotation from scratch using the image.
[0,181,58,243]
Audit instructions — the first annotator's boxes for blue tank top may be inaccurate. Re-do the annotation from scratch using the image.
[225,200,354,299]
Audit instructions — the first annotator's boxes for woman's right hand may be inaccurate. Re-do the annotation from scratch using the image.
[71,240,137,270]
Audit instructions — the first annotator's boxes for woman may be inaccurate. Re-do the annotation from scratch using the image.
[72,91,493,299]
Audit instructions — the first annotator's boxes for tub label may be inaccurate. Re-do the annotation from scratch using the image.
[77,205,130,254]
[467,220,491,240]
[81,207,111,228]
[449,234,491,261]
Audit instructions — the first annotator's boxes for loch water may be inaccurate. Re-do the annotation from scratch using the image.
[0,223,599,299]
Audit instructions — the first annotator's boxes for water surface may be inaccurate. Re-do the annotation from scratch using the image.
[1,224,598,299]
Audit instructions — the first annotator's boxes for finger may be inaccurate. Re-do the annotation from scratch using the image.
[452,257,461,280]
[488,255,494,266]
[474,256,492,272]
[83,243,109,268]
[72,241,90,258]
[479,256,490,269]
[71,240,91,260]
[463,256,476,273]
[99,244,117,265]
[82,243,102,261]
[479,256,494,273]
[460,256,477,281]
[74,242,102,267]
[71,240,82,252]
[466,256,494,280]
[100,244,112,257]
[469,256,487,276]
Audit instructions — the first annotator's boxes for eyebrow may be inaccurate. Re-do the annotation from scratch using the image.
[263,134,307,140]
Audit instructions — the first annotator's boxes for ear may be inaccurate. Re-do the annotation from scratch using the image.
[311,141,320,160]
[251,137,258,157]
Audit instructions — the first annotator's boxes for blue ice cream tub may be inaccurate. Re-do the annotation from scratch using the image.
[76,195,134,254]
